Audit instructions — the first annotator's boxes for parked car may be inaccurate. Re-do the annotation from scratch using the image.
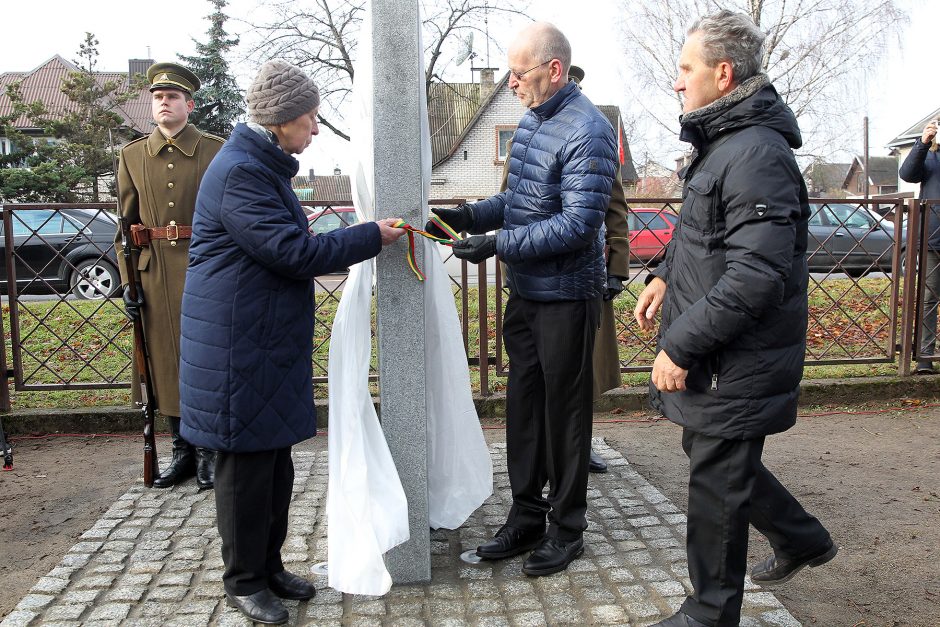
[807,203,905,276]
[0,207,121,299]
[305,206,358,235]
[628,207,678,265]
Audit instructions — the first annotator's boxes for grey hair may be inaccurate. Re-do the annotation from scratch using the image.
[689,10,765,83]
[530,22,571,77]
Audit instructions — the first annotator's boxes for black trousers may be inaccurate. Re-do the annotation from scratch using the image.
[215,447,294,596]
[503,294,600,541]
[679,428,831,626]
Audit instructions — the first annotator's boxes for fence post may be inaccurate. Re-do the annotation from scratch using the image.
[0,206,8,411]
[477,262,489,396]
[898,198,921,376]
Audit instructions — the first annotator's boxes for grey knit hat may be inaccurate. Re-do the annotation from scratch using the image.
[247,60,320,126]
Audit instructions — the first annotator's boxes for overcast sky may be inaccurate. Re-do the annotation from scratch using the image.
[2,0,934,177]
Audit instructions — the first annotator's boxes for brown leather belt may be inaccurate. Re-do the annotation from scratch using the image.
[130,222,192,246]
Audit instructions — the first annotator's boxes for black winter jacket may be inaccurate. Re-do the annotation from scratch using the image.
[650,77,810,439]
[899,138,940,250]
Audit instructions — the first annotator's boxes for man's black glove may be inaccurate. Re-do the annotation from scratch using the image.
[425,203,474,238]
[451,234,497,264]
[122,283,145,321]
[604,275,625,301]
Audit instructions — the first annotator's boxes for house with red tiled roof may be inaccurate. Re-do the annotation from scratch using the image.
[0,55,153,156]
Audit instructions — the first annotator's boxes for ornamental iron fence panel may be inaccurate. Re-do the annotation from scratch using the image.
[0,197,926,410]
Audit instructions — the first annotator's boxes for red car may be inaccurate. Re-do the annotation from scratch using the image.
[628,207,678,264]
[305,206,358,234]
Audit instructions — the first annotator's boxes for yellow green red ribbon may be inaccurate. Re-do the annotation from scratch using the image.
[393,215,462,281]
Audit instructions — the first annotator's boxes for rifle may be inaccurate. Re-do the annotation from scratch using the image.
[112,130,159,487]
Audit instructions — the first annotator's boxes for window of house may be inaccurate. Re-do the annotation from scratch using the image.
[495,125,516,162]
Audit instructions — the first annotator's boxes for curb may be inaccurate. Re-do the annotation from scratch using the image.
[2,375,939,435]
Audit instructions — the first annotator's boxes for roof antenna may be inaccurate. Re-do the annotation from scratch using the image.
[146,46,151,59]
[484,1,491,68]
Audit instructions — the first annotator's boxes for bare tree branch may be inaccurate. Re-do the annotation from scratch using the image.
[242,0,529,141]
[619,0,905,162]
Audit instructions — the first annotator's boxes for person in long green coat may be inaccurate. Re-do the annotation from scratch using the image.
[115,63,224,490]
[498,65,630,474]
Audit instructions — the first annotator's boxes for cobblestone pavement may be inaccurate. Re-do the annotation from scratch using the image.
[1,439,799,626]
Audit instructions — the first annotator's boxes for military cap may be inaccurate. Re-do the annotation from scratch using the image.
[146,62,200,96]
[568,65,585,85]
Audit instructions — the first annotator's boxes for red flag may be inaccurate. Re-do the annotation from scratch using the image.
[618,123,625,165]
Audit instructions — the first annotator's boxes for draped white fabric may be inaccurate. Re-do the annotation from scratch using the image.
[325,0,491,596]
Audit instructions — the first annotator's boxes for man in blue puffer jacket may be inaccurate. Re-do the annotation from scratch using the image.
[428,22,617,577]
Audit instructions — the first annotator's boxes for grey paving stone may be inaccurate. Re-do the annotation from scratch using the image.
[467,598,505,615]
[307,603,343,620]
[350,599,386,615]
[591,604,629,624]
[16,593,54,610]
[387,599,425,616]
[0,610,38,626]
[637,567,671,581]
[761,609,803,626]
[103,586,146,602]
[31,577,69,594]
[44,603,87,621]
[544,605,586,624]
[75,575,118,589]
[86,603,132,621]
[651,580,686,597]
[508,611,546,627]
[503,594,541,612]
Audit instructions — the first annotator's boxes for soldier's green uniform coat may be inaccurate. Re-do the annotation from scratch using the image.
[115,124,223,416]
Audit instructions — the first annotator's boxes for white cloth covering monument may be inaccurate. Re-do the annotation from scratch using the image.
[325,0,493,595]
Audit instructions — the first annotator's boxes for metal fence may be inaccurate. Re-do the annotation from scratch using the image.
[0,198,931,409]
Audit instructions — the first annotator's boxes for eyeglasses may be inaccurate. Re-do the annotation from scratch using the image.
[510,60,551,81]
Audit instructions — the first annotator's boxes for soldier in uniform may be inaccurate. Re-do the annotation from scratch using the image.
[497,65,629,474]
[116,62,224,490]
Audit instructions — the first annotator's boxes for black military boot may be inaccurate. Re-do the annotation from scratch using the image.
[153,417,196,488]
[195,448,216,490]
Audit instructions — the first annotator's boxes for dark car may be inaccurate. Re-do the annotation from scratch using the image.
[807,203,905,277]
[0,207,121,299]
[628,207,678,265]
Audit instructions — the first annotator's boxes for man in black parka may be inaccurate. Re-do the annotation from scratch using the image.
[634,11,837,627]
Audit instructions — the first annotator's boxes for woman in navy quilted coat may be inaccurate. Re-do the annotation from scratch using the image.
[179,60,404,625]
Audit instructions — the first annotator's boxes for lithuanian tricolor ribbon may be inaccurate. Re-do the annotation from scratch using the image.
[393,215,462,281]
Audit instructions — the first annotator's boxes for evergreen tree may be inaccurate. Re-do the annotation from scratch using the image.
[0,33,140,202]
[179,0,244,138]
[0,83,91,202]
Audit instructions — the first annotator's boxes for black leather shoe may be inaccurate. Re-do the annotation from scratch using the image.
[225,588,288,624]
[269,569,316,600]
[521,536,584,576]
[750,540,838,585]
[589,448,608,473]
[195,447,215,490]
[651,611,710,626]
[476,524,545,560]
